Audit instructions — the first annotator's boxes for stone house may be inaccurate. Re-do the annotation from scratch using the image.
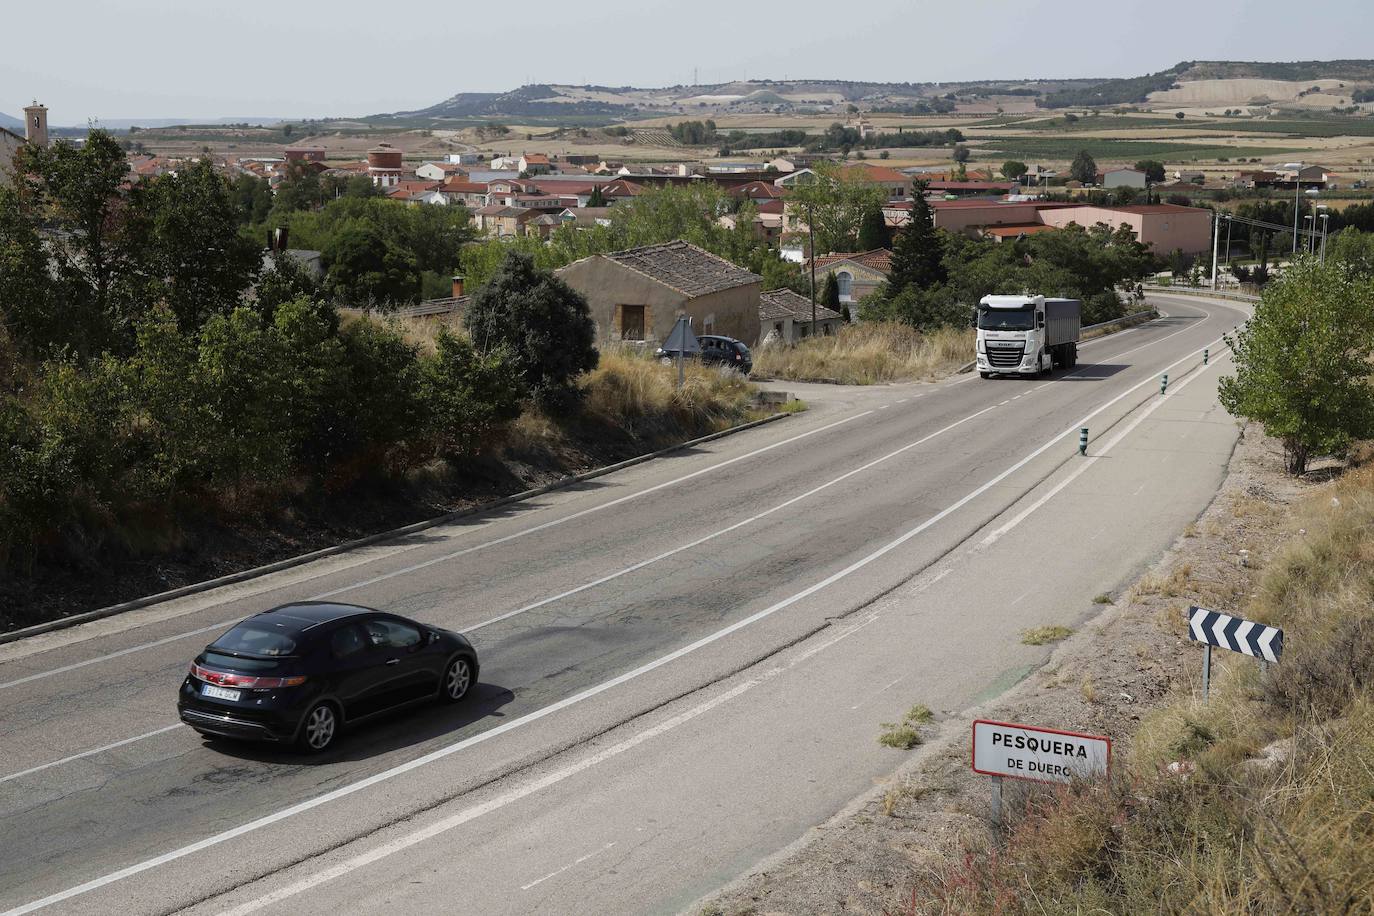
[810,249,893,306]
[557,241,762,346]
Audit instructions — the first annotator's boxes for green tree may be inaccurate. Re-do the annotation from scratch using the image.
[463,251,597,411]
[230,173,273,225]
[785,161,888,254]
[16,130,135,351]
[1219,258,1374,474]
[952,144,971,164]
[1001,160,1028,181]
[127,159,261,331]
[322,224,420,307]
[857,203,892,250]
[586,185,607,207]
[420,332,522,457]
[1134,159,1166,183]
[821,272,841,309]
[1070,149,1098,184]
[887,186,945,298]
[0,187,67,357]
[1326,227,1374,278]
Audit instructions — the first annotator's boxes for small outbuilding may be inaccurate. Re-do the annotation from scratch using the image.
[557,240,762,346]
[759,288,843,344]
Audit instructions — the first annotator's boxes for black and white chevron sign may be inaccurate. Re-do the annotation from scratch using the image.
[1187,605,1283,663]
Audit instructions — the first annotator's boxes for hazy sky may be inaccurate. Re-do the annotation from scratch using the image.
[5,0,1372,122]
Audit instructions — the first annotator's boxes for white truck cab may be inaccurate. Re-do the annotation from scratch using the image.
[975,295,1082,379]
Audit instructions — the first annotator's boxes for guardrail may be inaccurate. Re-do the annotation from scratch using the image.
[1142,284,1259,303]
[1082,308,1158,335]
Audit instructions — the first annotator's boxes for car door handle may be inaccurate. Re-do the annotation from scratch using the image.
[385,658,400,666]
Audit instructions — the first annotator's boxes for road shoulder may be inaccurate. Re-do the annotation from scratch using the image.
[697,425,1303,916]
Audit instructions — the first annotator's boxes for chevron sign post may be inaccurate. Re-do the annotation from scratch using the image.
[1187,605,1284,700]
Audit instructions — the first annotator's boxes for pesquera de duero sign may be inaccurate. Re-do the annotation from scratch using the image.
[972,719,1110,784]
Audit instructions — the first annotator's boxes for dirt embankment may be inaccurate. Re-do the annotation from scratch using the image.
[700,427,1313,916]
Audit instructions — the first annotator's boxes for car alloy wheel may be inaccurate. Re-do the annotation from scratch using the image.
[444,657,472,702]
[301,703,337,752]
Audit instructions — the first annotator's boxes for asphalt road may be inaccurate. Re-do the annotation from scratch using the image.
[0,293,1249,916]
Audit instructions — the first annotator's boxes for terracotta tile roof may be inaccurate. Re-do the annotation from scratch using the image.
[439,179,489,193]
[600,179,644,197]
[812,249,893,273]
[760,288,841,322]
[521,153,550,164]
[599,241,761,297]
[924,181,1016,192]
[475,204,529,217]
[982,223,1056,237]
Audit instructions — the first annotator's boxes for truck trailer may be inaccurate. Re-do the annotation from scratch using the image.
[975,295,1082,378]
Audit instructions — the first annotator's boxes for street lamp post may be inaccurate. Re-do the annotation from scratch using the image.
[1319,212,1330,262]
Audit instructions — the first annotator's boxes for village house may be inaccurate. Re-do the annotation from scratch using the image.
[759,288,842,344]
[809,250,892,306]
[518,153,551,175]
[557,241,762,346]
[415,161,468,182]
[474,204,539,237]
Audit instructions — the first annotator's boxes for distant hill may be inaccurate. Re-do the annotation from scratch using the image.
[0,111,23,132]
[365,61,1374,125]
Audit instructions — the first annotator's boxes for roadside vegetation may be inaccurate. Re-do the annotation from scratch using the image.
[752,323,971,384]
[0,135,760,629]
[913,457,1374,914]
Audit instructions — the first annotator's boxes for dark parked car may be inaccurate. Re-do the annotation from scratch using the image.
[177,602,479,753]
[655,334,753,375]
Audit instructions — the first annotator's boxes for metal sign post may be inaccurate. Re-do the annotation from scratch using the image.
[661,316,700,391]
[1187,605,1283,702]
[973,720,1110,828]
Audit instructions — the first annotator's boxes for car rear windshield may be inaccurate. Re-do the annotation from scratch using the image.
[203,651,281,672]
[210,624,298,657]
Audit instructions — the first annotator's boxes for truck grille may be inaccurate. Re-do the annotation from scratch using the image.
[985,343,1025,368]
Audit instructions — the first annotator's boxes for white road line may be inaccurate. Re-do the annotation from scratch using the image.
[3,335,1229,916]
[0,412,873,692]
[519,842,617,892]
[979,351,1227,549]
[0,724,183,784]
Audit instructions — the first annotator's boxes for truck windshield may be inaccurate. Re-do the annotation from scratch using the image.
[978,307,1035,331]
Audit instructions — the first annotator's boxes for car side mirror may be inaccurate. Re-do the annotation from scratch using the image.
[1037,315,1046,328]
[427,630,441,645]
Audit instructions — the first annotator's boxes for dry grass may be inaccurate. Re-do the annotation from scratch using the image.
[1021,625,1073,645]
[916,460,1374,915]
[752,322,973,385]
[580,347,757,437]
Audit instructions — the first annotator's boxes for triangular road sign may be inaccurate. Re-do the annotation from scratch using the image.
[662,316,700,353]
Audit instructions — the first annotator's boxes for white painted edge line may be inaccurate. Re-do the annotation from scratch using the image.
[980,350,1229,548]
[0,724,183,785]
[2,330,1230,916]
[519,842,617,892]
[0,411,872,692]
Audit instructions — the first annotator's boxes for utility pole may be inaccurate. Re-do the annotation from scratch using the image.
[1292,175,1301,253]
[808,200,817,338]
[1210,212,1221,289]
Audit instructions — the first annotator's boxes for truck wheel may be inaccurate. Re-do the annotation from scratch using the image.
[1068,345,1078,369]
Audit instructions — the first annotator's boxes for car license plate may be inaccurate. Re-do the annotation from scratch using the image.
[202,684,241,701]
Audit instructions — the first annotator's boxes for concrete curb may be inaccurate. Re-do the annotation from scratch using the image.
[0,412,791,646]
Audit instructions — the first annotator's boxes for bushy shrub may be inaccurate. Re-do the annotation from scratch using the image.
[420,331,522,457]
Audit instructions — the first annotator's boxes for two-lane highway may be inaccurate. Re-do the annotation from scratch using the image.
[0,294,1247,915]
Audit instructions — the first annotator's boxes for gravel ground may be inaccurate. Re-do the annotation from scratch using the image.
[697,427,1314,916]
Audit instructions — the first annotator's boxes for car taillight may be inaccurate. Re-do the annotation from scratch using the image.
[190,663,305,689]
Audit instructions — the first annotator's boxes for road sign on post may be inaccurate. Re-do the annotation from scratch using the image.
[973,720,1110,823]
[1186,605,1283,700]
[662,316,700,390]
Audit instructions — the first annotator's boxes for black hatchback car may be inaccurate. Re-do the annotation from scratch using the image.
[655,335,753,375]
[177,602,479,753]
